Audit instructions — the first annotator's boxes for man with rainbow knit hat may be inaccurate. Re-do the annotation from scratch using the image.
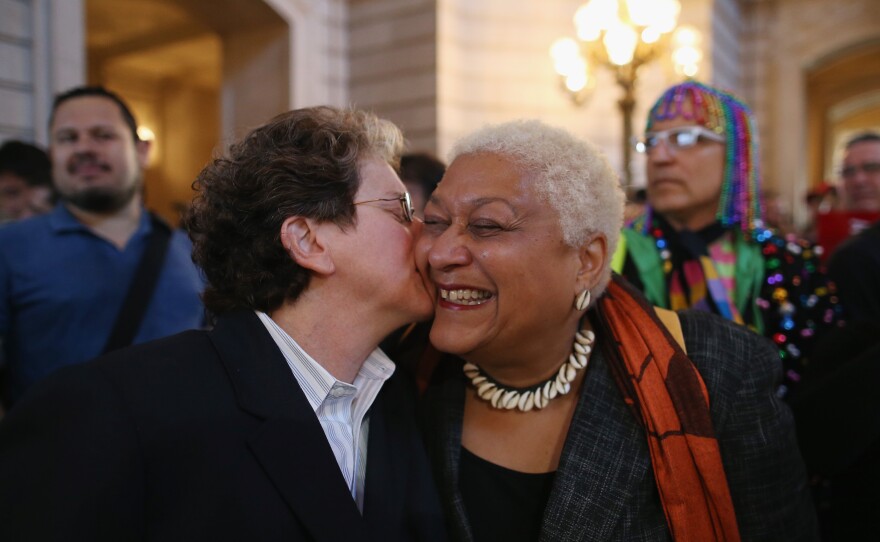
[613,80,843,400]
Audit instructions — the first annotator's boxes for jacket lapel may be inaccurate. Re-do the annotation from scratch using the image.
[540,347,654,541]
[208,312,367,540]
[362,377,407,533]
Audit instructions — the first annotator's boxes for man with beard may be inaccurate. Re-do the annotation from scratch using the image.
[0,86,204,408]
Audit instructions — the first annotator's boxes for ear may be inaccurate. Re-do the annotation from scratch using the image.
[135,139,152,169]
[280,216,335,276]
[574,234,608,293]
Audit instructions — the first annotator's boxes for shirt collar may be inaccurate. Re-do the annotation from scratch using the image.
[255,311,395,412]
[47,203,151,236]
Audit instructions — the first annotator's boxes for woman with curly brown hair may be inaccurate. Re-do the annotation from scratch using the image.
[0,106,446,541]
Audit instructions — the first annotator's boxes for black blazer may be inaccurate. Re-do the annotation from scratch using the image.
[422,311,818,541]
[0,312,446,542]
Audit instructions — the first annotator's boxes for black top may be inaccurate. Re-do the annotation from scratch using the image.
[459,446,556,542]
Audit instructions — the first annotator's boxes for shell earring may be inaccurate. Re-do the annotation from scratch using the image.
[575,289,591,311]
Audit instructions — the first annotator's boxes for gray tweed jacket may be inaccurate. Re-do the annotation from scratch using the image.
[422,310,819,541]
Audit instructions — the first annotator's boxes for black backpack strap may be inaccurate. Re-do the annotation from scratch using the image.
[102,213,173,354]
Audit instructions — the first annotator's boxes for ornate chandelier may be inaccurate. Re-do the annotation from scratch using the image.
[550,0,702,184]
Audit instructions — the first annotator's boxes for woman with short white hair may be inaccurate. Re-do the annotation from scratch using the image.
[415,119,818,541]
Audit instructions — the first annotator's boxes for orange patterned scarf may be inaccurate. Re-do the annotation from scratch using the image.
[595,276,741,541]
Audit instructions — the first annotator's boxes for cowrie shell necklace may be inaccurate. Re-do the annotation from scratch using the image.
[463,328,595,412]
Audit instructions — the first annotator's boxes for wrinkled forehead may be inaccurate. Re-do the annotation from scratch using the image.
[356,156,406,198]
[844,140,880,164]
[51,96,129,132]
[434,152,537,204]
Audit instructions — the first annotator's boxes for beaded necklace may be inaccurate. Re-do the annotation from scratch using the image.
[633,211,744,324]
[463,328,595,412]
[632,211,835,355]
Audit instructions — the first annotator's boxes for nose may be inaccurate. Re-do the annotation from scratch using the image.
[426,225,473,272]
[648,139,675,164]
[70,136,98,156]
[850,168,869,186]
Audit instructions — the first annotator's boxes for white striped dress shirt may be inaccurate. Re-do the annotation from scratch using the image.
[256,311,395,512]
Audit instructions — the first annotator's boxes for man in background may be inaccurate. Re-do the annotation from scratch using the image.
[0,86,204,407]
[615,80,842,401]
[827,132,880,323]
[794,131,880,540]
[839,132,880,213]
[0,141,55,222]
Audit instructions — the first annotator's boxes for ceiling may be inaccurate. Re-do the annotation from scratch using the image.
[86,0,285,87]
[806,40,880,184]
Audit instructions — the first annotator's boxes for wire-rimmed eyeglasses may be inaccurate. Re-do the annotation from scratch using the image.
[353,192,414,223]
[841,162,880,179]
[633,126,725,154]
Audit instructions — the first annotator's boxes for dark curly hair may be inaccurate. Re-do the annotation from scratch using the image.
[0,141,52,188]
[184,106,403,315]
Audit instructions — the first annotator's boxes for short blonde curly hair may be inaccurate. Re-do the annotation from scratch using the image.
[449,119,625,296]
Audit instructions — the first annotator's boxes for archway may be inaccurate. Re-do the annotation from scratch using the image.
[86,0,289,224]
[806,40,880,188]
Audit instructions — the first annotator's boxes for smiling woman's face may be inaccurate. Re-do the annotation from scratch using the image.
[417,152,587,368]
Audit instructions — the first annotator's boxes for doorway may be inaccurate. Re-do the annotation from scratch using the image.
[86,0,290,224]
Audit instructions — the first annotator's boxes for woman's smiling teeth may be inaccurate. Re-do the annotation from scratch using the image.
[439,288,492,305]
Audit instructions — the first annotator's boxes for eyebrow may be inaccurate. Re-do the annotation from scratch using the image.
[52,123,119,134]
[427,195,517,212]
[361,191,403,201]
